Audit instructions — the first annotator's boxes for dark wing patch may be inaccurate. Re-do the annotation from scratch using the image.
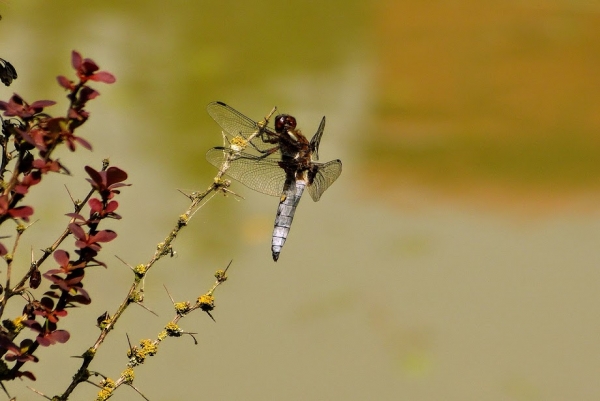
[309,116,326,161]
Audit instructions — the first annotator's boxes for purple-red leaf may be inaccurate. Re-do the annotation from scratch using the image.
[89,71,116,84]
[53,250,69,267]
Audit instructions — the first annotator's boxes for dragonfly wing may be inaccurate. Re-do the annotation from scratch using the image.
[206,147,286,197]
[207,101,279,152]
[309,116,326,161]
[307,159,342,202]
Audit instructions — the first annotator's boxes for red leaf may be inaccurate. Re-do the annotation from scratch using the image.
[30,100,56,109]
[68,223,86,240]
[105,200,119,213]
[106,167,128,184]
[15,371,36,381]
[71,51,82,70]
[53,250,70,267]
[90,71,116,84]
[75,136,92,150]
[57,75,74,90]
[93,230,117,243]
[88,198,103,212]
[8,205,34,221]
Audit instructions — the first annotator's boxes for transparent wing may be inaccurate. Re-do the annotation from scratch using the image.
[307,159,342,202]
[206,101,279,153]
[206,147,286,197]
[309,116,326,161]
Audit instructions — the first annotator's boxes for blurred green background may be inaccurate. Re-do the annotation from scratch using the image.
[1,1,600,400]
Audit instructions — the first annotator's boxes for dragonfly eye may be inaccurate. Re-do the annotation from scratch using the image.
[274,114,297,133]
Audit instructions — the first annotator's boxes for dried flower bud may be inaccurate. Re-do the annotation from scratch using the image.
[96,311,111,329]
[29,268,41,289]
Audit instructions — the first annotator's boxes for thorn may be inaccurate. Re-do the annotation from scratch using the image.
[163,284,175,304]
[219,186,245,201]
[224,259,233,274]
[177,188,196,200]
[90,370,109,380]
[26,386,52,400]
[134,301,158,316]
[21,219,39,231]
[64,184,79,209]
[220,130,230,147]
[59,163,71,176]
[127,384,151,401]
[115,255,135,270]
[85,379,105,389]
[189,190,219,219]
[0,382,11,400]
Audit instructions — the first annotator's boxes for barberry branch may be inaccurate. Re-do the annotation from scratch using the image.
[0,51,117,386]
[59,170,236,399]
[0,48,247,401]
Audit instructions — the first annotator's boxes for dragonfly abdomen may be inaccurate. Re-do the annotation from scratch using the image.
[272,180,306,261]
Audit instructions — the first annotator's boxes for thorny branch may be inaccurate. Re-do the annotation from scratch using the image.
[59,111,272,400]
[0,161,108,319]
[0,47,278,400]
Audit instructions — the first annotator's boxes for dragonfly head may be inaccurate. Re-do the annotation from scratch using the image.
[274,114,297,134]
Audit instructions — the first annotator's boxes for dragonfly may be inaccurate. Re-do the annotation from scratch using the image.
[205,101,342,261]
